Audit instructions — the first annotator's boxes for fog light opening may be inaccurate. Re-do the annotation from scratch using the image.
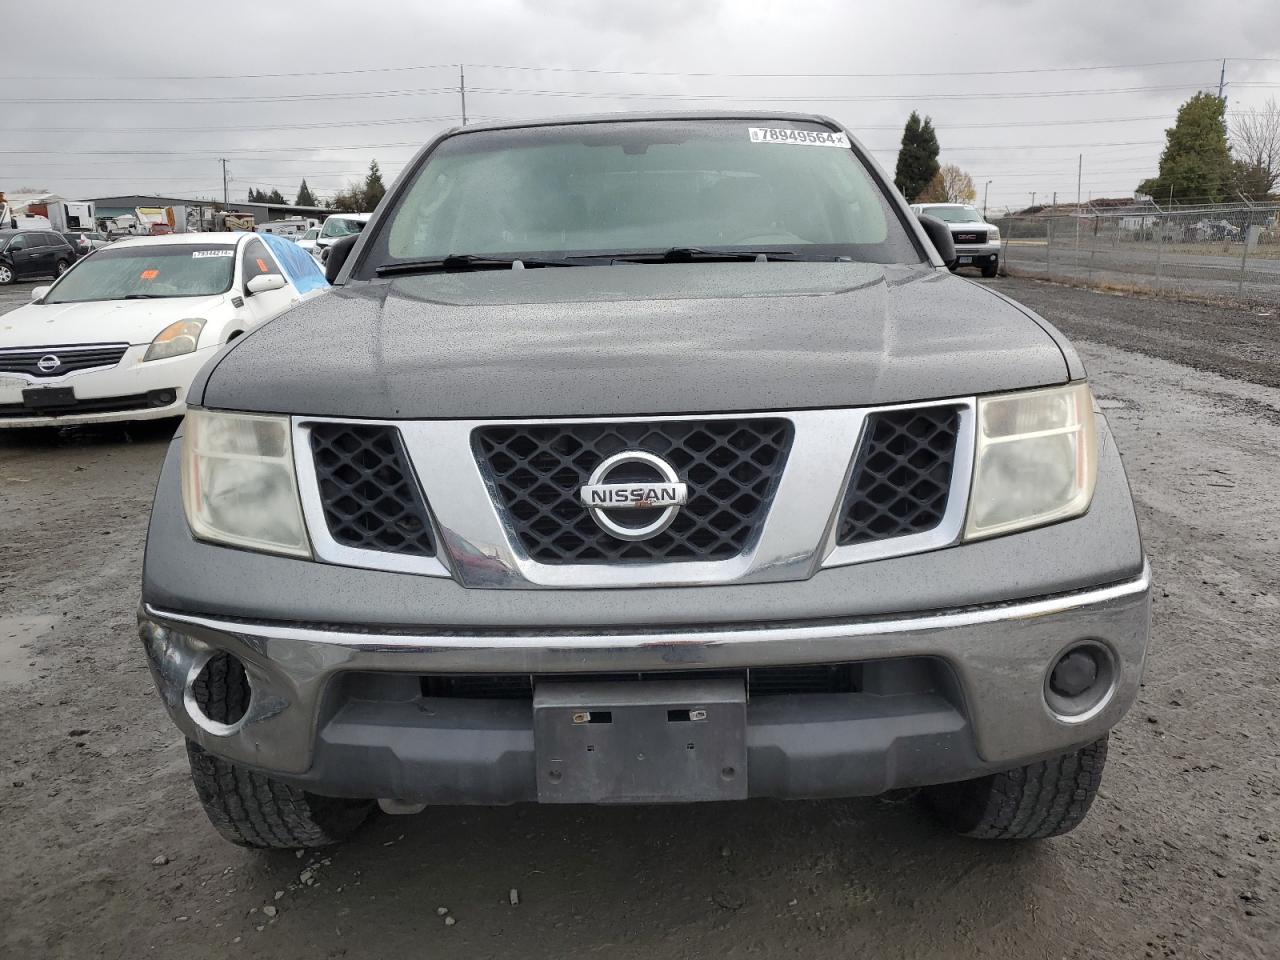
[1044,641,1116,723]
[190,651,251,728]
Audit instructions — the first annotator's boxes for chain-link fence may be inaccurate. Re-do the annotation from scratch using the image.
[993,202,1280,304]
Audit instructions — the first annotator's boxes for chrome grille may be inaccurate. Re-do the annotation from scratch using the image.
[836,406,961,546]
[0,343,129,378]
[309,422,437,557]
[473,418,793,565]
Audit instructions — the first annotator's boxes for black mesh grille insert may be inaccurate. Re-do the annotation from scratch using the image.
[837,406,961,546]
[309,423,436,557]
[0,343,129,378]
[473,419,793,565]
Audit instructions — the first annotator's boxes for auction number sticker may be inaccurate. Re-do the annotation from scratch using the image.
[748,127,850,147]
[191,250,235,258]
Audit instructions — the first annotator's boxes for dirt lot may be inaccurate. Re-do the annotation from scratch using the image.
[1,276,1277,960]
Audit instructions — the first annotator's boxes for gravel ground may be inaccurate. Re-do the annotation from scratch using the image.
[1,276,1277,959]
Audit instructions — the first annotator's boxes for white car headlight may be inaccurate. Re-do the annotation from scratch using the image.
[144,319,205,362]
[988,226,1000,239]
[964,382,1097,541]
[181,409,311,557]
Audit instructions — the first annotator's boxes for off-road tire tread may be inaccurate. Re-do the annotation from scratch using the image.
[925,736,1108,840]
[184,653,372,849]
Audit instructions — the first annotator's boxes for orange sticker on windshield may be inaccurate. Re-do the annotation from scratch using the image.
[256,258,268,273]
[141,269,159,280]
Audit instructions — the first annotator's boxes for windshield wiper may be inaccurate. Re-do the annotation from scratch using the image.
[375,254,577,276]
[122,293,164,299]
[578,245,839,264]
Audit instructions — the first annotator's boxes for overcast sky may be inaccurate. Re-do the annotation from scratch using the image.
[3,0,1279,212]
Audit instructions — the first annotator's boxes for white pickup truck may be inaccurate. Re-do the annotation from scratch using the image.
[910,203,1001,277]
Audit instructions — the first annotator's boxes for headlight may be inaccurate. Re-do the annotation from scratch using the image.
[988,226,1000,239]
[964,382,1097,540]
[180,409,310,557]
[144,319,205,362]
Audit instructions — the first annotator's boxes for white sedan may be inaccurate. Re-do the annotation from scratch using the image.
[0,232,327,428]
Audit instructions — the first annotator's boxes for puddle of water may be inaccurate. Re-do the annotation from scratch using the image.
[0,615,58,685]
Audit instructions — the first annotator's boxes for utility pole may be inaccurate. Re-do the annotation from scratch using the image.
[220,158,229,204]
[983,180,992,219]
[1075,154,1083,265]
[1218,58,1227,102]
[459,65,468,126]
[1030,191,1036,209]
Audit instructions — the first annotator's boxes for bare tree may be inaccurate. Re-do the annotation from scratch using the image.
[919,164,977,203]
[1230,96,1280,197]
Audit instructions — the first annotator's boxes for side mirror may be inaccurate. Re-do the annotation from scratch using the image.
[245,273,287,296]
[325,234,360,284]
[916,214,957,268]
[31,285,50,301]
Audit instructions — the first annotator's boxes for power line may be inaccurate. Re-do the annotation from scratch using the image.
[7,80,1265,107]
[465,59,1227,80]
[0,137,1169,159]
[0,56,1235,83]
[0,86,455,104]
[463,82,1263,103]
[0,115,463,134]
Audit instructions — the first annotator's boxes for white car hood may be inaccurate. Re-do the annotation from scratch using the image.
[0,294,228,348]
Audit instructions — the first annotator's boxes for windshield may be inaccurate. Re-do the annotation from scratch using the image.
[921,206,983,224]
[302,229,320,240]
[43,244,236,304]
[365,119,922,270]
[321,217,365,239]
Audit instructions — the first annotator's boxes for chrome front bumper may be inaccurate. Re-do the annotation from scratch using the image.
[139,563,1151,801]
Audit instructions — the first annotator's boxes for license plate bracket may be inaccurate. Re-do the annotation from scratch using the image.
[22,386,76,410]
[534,679,747,803]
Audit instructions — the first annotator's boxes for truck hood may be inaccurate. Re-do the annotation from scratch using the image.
[197,262,1072,418]
[0,294,227,348]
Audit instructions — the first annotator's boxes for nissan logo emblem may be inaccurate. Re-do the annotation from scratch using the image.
[579,451,689,542]
[37,354,61,373]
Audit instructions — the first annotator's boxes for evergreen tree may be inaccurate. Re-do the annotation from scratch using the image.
[894,112,941,202]
[1138,93,1232,204]
[265,189,286,204]
[295,179,317,207]
[363,160,386,210]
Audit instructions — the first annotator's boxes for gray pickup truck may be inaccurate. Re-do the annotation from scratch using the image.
[138,113,1150,849]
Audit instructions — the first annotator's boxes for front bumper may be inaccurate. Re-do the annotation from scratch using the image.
[139,563,1150,803]
[0,344,217,427]
[954,241,1001,263]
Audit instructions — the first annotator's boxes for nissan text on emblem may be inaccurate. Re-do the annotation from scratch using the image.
[579,451,689,541]
[37,355,61,373]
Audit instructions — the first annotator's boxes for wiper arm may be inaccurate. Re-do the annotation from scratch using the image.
[122,293,164,299]
[605,246,799,263]
[375,254,576,276]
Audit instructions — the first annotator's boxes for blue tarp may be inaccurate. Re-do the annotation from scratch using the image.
[261,232,329,295]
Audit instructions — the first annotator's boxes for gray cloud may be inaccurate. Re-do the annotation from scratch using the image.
[1,0,1277,211]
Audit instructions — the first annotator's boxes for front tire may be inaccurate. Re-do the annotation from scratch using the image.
[55,259,70,277]
[981,258,999,278]
[184,651,374,848]
[186,742,375,849]
[924,736,1108,840]
[0,264,13,285]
